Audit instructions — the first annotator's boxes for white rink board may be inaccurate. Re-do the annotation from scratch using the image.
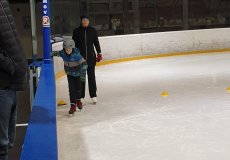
[53,28,230,74]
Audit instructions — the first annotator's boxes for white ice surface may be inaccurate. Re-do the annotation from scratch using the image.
[56,52,230,160]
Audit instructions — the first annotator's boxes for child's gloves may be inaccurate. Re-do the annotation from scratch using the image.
[96,53,102,62]
[52,51,59,57]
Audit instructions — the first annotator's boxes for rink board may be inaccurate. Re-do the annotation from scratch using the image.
[21,63,58,160]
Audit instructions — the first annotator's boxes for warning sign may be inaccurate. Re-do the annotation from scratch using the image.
[42,16,50,27]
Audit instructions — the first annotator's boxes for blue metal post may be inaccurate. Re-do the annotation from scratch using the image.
[42,0,52,63]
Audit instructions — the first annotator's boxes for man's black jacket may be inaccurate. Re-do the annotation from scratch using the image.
[0,0,28,91]
[72,26,101,66]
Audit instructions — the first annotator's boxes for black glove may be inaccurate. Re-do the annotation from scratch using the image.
[52,51,59,57]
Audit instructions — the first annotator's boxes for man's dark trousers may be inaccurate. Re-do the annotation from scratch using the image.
[81,65,97,99]
[0,90,17,160]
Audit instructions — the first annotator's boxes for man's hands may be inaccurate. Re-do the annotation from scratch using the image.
[96,53,102,62]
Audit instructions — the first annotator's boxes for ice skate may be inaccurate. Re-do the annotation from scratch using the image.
[69,105,76,115]
[76,100,83,111]
[92,97,97,105]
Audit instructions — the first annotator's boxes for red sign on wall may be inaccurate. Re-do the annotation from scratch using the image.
[42,16,50,27]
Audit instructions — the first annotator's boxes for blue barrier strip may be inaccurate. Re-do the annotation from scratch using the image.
[21,63,58,160]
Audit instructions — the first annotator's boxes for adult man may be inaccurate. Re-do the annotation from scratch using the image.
[0,1,28,159]
[73,15,102,104]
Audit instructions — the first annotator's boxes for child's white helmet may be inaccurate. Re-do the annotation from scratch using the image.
[63,39,75,49]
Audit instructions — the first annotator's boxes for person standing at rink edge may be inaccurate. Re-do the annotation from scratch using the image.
[0,0,28,160]
[72,15,102,104]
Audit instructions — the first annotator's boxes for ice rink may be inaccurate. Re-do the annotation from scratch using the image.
[56,52,230,160]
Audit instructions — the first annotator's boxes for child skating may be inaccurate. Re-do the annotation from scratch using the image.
[54,39,87,115]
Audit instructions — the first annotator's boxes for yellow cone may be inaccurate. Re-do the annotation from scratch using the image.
[57,100,67,106]
[161,91,169,97]
[226,86,230,92]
